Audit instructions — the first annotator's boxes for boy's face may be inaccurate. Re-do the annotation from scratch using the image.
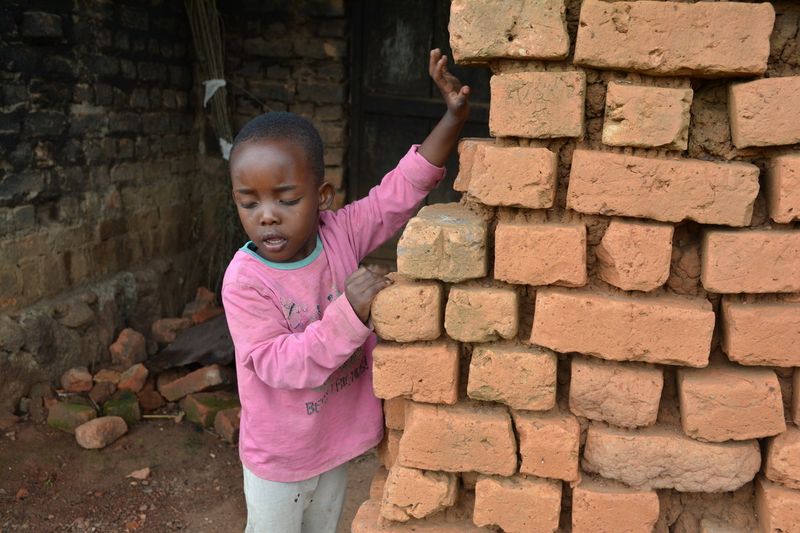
[230,139,334,263]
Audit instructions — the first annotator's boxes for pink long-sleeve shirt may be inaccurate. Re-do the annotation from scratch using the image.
[221,146,445,482]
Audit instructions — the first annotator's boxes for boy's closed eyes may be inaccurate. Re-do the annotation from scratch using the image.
[230,138,334,263]
[235,186,303,209]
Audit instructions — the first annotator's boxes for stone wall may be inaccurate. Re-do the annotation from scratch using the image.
[354,1,800,532]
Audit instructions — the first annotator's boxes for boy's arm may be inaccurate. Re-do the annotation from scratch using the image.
[418,49,471,167]
[223,282,373,390]
[334,49,470,260]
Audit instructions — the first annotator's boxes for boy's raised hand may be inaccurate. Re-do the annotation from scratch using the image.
[429,48,470,121]
[345,266,392,323]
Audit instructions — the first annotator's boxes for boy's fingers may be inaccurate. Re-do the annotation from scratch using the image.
[437,56,448,77]
[457,86,471,104]
[363,273,391,288]
[350,271,390,293]
[346,267,371,286]
[347,266,367,280]
[429,48,442,76]
[365,279,392,298]
[364,263,390,276]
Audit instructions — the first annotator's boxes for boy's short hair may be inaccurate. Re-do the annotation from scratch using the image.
[231,111,325,183]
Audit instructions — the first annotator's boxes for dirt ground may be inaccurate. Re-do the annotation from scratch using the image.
[0,420,377,532]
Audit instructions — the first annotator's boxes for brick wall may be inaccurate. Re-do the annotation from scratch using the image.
[221,0,348,203]
[0,0,225,412]
[354,1,800,532]
[0,1,215,313]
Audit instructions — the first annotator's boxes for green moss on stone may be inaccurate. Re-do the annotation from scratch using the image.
[47,401,97,433]
[102,390,141,426]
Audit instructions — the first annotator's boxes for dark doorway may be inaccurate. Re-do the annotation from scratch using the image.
[348,1,491,264]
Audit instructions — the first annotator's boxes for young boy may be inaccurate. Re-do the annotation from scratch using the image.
[222,49,470,532]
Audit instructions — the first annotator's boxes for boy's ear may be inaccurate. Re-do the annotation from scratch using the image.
[318,181,335,211]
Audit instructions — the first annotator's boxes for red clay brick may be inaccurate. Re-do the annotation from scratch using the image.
[60,367,93,393]
[699,519,748,533]
[677,364,785,442]
[378,429,402,470]
[596,219,673,292]
[89,381,116,406]
[490,70,585,139]
[117,363,148,393]
[380,466,457,522]
[351,499,489,532]
[180,391,239,428]
[371,275,443,343]
[181,287,223,324]
[449,0,569,64]
[397,203,487,283]
[495,222,587,287]
[372,340,459,405]
[794,370,800,426]
[151,317,193,344]
[137,388,164,412]
[729,77,800,148]
[603,82,692,150]
[444,283,518,342]
[572,477,659,533]
[465,144,557,208]
[467,342,557,411]
[766,154,800,223]
[574,0,774,77]
[214,406,240,444]
[721,298,800,367]
[764,426,800,490]
[567,149,759,226]
[398,402,517,476]
[512,408,580,482]
[369,468,388,500]
[109,328,146,367]
[159,364,235,402]
[383,397,406,431]
[701,230,800,293]
[569,356,662,429]
[755,476,800,533]
[453,138,493,192]
[93,368,121,384]
[156,368,189,396]
[531,288,714,367]
[582,422,761,492]
[473,475,561,533]
[136,376,166,412]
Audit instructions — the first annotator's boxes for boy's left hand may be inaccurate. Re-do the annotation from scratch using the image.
[430,48,470,122]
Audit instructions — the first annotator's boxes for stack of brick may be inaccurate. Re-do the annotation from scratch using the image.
[353,1,800,532]
[41,288,241,448]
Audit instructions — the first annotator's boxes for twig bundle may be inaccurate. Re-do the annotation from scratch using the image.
[185,0,233,152]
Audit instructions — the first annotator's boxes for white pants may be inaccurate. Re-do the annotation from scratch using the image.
[242,462,348,533]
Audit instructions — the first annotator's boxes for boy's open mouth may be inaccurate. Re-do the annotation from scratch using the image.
[260,234,287,252]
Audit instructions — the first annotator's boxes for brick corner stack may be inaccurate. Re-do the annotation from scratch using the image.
[353,0,800,532]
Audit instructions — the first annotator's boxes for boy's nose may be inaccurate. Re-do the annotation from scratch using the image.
[259,207,279,225]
